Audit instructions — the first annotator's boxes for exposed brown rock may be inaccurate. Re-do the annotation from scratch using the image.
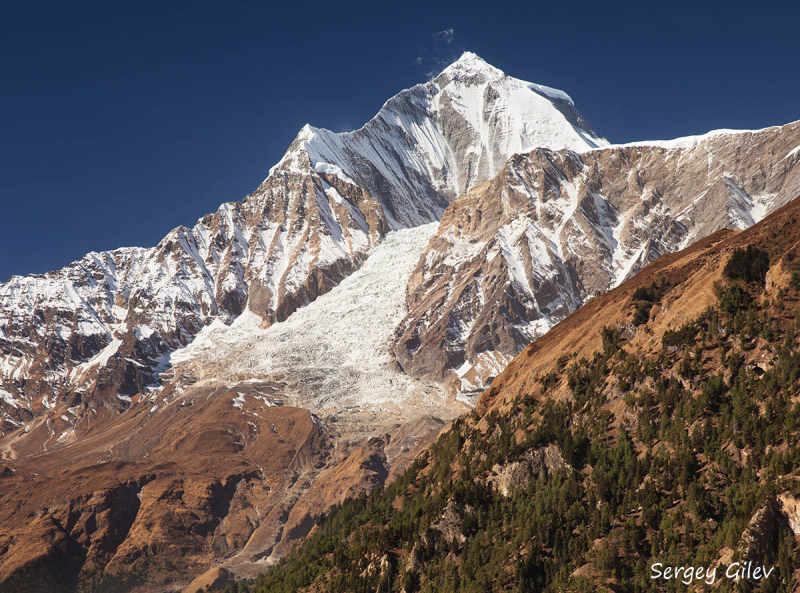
[486,443,569,497]
[0,383,327,591]
[0,379,450,591]
[183,567,235,593]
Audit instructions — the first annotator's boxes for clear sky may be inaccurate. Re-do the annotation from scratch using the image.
[1,0,797,281]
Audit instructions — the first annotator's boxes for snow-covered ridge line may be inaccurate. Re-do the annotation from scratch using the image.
[584,118,800,153]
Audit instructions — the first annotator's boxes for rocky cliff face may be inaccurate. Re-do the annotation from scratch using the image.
[0,170,385,433]
[393,122,800,394]
[486,443,568,497]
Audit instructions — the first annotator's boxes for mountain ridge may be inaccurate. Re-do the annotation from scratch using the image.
[393,121,800,396]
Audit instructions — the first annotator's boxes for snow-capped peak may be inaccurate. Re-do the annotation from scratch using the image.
[439,51,504,79]
[265,52,607,229]
[439,52,575,105]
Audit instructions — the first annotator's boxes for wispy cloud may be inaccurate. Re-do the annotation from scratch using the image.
[414,28,457,79]
[433,28,454,44]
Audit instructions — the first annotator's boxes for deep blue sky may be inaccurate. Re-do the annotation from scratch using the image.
[2,0,797,281]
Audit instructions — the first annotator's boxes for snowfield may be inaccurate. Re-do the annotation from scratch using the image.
[169,224,448,411]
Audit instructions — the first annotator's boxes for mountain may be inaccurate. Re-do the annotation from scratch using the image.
[394,123,800,396]
[221,195,800,593]
[1,51,800,592]
[0,51,604,434]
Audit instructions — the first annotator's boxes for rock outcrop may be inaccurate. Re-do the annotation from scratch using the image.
[777,493,800,537]
[486,443,569,496]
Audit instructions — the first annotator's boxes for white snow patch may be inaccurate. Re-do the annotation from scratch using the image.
[455,350,513,403]
[455,361,472,378]
[231,307,264,330]
[496,222,533,295]
[56,429,74,444]
[90,338,122,368]
[612,244,647,289]
[313,162,356,185]
[1,414,21,427]
[723,174,778,229]
[0,388,19,409]
[134,325,155,340]
[527,82,573,104]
